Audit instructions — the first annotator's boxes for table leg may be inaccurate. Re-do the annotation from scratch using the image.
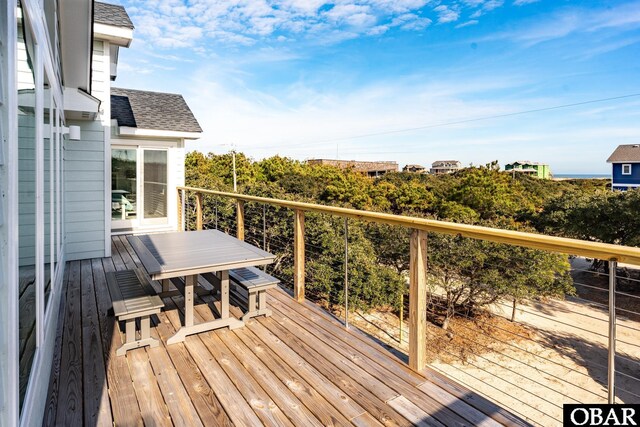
[166,271,244,345]
[185,274,196,327]
[220,270,229,319]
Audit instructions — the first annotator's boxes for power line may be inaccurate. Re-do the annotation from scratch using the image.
[257,92,640,150]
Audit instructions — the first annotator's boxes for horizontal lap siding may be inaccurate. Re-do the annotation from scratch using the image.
[64,120,105,260]
[612,163,640,185]
[64,40,110,261]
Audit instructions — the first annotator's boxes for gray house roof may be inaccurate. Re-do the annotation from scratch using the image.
[607,144,640,163]
[111,88,203,133]
[95,2,134,29]
[431,160,461,168]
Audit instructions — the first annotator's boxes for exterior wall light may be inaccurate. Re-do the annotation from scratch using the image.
[62,125,81,140]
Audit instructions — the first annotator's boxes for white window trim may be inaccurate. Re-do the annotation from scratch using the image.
[622,164,632,175]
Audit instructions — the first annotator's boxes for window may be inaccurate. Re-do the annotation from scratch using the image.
[17,0,37,407]
[622,164,632,175]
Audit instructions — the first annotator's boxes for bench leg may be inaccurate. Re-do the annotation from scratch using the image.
[125,319,136,343]
[258,291,272,318]
[116,316,160,356]
[242,290,272,321]
[117,316,160,356]
[141,316,150,340]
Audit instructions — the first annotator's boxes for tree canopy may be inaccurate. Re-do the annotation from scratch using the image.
[185,151,617,323]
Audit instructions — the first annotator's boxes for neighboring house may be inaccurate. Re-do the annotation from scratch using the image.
[430,160,462,174]
[403,164,425,173]
[308,159,398,177]
[504,161,551,179]
[0,1,200,424]
[607,144,640,191]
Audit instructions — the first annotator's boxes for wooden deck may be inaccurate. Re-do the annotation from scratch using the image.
[43,235,529,427]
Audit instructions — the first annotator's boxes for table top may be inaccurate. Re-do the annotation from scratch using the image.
[128,230,275,280]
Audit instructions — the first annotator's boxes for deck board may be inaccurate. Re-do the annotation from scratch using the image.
[80,259,113,427]
[44,236,529,427]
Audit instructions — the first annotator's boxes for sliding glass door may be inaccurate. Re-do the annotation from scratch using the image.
[111,147,168,230]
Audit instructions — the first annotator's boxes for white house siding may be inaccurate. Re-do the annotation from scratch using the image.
[63,40,109,260]
[64,120,105,260]
[171,142,185,227]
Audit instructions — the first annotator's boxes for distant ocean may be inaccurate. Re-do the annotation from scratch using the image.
[553,174,610,179]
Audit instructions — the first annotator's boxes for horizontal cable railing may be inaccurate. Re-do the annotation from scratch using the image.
[177,186,640,426]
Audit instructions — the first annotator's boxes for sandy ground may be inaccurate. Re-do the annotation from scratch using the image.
[349,259,640,427]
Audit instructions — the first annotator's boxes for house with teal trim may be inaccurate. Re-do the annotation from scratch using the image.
[607,144,640,191]
[504,161,551,179]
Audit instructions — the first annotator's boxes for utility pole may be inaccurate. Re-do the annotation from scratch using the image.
[232,149,237,192]
[221,143,238,192]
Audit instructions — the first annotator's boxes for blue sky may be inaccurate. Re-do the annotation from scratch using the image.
[112,0,640,173]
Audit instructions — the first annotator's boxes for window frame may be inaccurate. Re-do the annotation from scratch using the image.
[622,164,632,175]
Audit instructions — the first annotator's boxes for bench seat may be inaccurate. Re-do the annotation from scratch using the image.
[106,269,164,356]
[229,267,279,321]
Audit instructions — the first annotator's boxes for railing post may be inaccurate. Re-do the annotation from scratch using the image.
[409,229,428,371]
[294,209,305,302]
[196,192,203,231]
[180,189,186,231]
[400,292,404,345]
[237,200,245,241]
[177,188,183,230]
[608,260,617,404]
[344,217,349,329]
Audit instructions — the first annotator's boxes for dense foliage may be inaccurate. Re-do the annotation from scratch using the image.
[185,151,630,326]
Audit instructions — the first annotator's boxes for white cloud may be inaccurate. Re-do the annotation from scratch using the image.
[120,0,503,50]
[456,20,479,28]
[182,64,537,157]
[492,2,640,45]
[513,0,540,5]
[181,66,637,173]
[434,5,460,23]
[390,13,432,30]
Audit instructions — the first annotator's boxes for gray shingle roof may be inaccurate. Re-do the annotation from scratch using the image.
[607,144,640,162]
[432,160,461,167]
[95,2,134,29]
[111,88,203,134]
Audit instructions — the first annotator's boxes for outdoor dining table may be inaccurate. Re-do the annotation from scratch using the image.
[127,230,275,344]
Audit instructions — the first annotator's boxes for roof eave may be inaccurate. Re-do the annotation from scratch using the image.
[94,22,133,47]
[59,0,93,92]
[117,126,202,139]
[63,87,101,120]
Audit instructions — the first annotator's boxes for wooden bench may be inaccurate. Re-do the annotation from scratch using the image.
[229,267,279,322]
[106,269,164,356]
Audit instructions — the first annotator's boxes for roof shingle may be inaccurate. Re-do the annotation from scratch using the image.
[111,88,202,134]
[607,144,640,162]
[95,2,134,29]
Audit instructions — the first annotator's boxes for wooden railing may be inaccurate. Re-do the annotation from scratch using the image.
[177,186,640,372]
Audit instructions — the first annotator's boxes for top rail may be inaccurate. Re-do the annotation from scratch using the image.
[178,186,640,265]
